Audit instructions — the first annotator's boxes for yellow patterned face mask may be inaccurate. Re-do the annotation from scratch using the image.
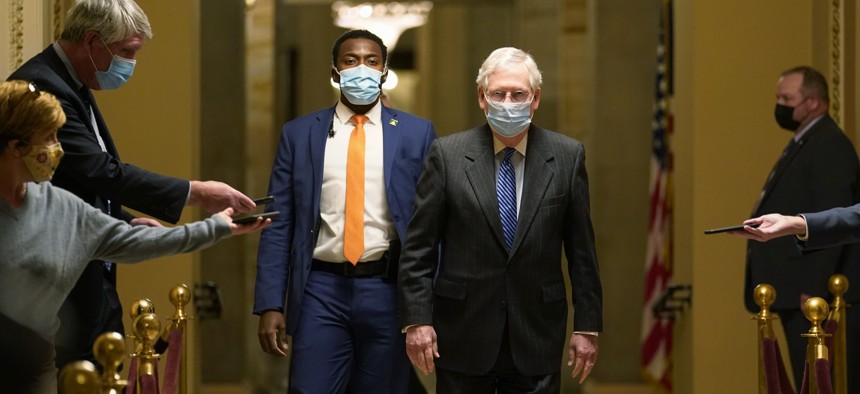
[22,142,64,182]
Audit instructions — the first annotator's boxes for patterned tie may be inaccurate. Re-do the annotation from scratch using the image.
[344,114,368,265]
[498,147,517,252]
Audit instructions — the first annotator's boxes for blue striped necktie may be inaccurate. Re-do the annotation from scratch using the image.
[498,147,517,251]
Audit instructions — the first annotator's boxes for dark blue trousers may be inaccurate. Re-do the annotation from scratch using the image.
[289,270,410,394]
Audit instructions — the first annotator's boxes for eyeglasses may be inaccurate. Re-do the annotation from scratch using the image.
[486,90,531,103]
[28,82,41,97]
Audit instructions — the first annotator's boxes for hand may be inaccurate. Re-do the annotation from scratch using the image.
[568,333,598,384]
[129,217,163,227]
[405,325,439,375]
[188,180,255,214]
[728,214,807,242]
[217,208,271,235]
[257,310,289,356]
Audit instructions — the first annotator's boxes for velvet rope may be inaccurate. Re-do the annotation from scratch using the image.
[125,357,138,394]
[799,358,834,394]
[762,337,796,394]
[161,328,183,394]
[814,358,832,394]
[139,374,158,394]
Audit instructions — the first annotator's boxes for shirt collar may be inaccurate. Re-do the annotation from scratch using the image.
[52,42,85,90]
[493,133,528,157]
[794,114,825,142]
[334,100,382,126]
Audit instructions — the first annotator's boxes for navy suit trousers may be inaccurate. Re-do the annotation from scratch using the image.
[288,270,409,394]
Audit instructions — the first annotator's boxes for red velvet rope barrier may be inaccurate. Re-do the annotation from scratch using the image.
[814,359,832,394]
[161,328,183,394]
[762,337,796,394]
[139,374,158,394]
[125,357,138,394]
[800,358,834,394]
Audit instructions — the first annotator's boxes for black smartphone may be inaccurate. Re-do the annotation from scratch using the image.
[233,211,280,225]
[253,196,275,205]
[704,222,760,235]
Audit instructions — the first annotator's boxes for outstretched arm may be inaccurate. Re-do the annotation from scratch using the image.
[728,214,807,242]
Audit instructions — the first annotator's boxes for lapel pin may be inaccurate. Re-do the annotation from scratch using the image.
[389,119,398,126]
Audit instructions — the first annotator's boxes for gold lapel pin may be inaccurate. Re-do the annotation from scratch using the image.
[389,119,398,126]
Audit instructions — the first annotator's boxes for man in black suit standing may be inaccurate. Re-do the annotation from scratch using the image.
[398,47,602,392]
[9,0,255,369]
[743,66,860,390]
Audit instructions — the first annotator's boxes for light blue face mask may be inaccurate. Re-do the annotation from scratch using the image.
[90,39,136,90]
[337,64,383,105]
[485,96,532,137]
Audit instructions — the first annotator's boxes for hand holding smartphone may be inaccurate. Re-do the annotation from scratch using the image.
[253,196,275,205]
[233,196,278,225]
[704,223,760,235]
[233,211,280,225]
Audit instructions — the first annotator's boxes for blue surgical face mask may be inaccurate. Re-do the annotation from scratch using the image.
[337,64,383,105]
[485,96,532,137]
[89,39,136,90]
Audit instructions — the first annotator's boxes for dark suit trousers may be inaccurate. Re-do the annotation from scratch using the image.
[436,324,560,393]
[288,270,409,394]
[55,261,123,368]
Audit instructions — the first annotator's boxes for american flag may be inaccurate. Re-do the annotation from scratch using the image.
[641,1,674,391]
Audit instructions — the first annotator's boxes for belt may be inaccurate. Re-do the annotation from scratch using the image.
[311,258,389,278]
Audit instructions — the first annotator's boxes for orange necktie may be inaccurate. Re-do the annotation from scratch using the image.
[344,114,368,265]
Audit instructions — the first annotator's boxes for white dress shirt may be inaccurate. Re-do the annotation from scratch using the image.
[313,101,394,263]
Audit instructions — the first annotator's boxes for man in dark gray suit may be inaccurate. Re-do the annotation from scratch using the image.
[398,47,602,392]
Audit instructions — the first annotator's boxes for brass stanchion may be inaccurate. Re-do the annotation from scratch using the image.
[753,284,779,394]
[827,274,848,394]
[802,297,832,394]
[59,360,100,394]
[133,313,162,392]
[128,299,155,356]
[164,284,192,394]
[93,332,128,394]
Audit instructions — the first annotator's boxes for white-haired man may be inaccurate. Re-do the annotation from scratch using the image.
[398,47,603,392]
[9,0,255,369]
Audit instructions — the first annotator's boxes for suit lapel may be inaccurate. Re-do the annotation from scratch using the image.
[381,107,400,189]
[88,99,120,157]
[310,107,335,215]
[464,126,508,251]
[510,126,553,255]
[756,118,827,213]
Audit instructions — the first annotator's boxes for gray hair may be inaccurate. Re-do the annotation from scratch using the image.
[475,47,543,92]
[60,0,152,44]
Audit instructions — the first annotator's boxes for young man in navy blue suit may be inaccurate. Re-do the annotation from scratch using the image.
[254,30,436,393]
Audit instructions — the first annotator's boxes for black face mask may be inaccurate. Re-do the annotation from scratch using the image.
[774,103,801,131]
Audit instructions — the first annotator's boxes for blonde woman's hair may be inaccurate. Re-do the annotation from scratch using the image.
[0,81,66,153]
